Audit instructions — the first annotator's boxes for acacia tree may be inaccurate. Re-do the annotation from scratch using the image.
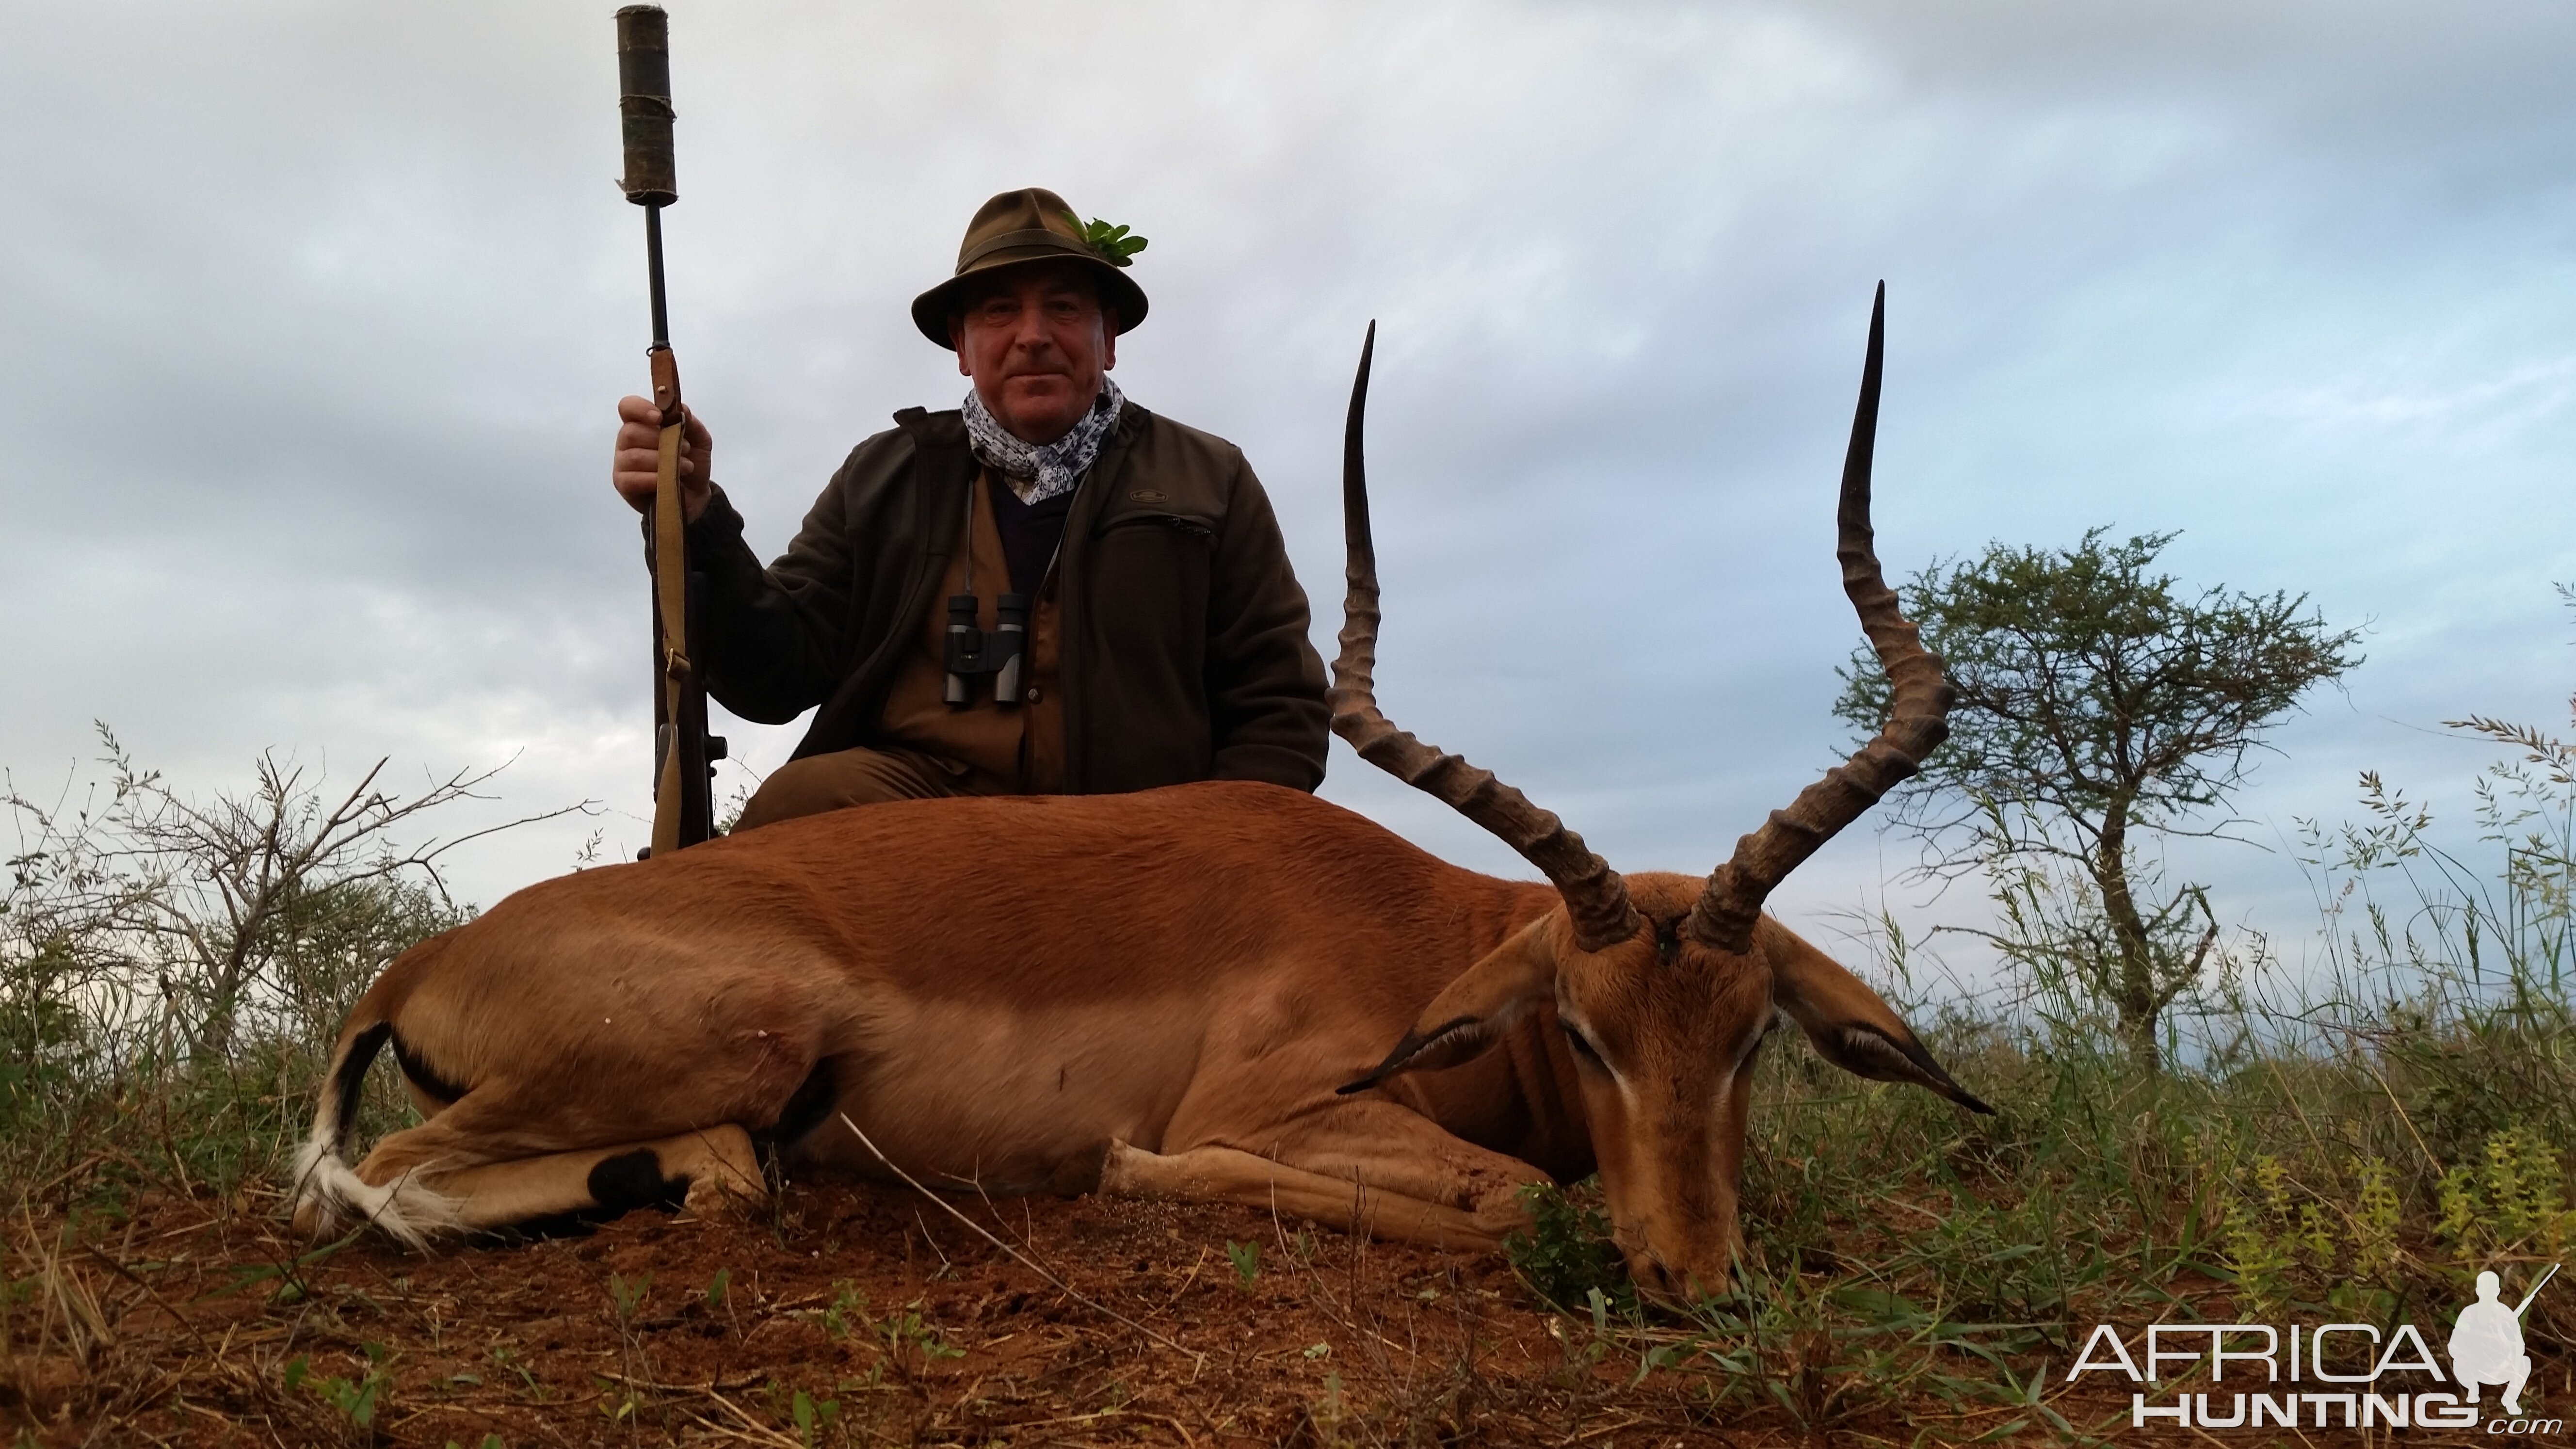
[1835,529,2361,1072]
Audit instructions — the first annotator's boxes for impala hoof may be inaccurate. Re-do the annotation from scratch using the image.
[1469,1186,1539,1240]
[681,1171,762,1222]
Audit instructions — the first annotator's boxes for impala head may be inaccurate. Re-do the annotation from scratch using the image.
[1330,292,1992,1299]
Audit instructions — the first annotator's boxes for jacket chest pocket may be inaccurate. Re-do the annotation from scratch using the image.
[1113,512,1212,542]
[1090,514,1214,660]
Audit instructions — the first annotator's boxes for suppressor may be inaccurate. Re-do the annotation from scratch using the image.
[615,5,677,207]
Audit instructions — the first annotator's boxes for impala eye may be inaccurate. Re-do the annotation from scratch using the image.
[1559,1020,1606,1067]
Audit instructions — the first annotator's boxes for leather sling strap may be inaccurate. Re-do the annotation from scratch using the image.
[649,346,691,858]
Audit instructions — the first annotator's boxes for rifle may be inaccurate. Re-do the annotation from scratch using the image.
[615,5,723,856]
[2517,1262,2560,1317]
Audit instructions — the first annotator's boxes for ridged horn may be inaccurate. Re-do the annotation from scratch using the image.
[1328,322,1643,952]
[1687,284,1953,953]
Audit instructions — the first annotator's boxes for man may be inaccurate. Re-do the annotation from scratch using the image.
[611,188,1329,829]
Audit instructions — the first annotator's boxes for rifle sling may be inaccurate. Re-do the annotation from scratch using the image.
[650,398,692,858]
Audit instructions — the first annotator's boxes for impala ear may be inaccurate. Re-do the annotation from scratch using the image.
[1764,923,1994,1114]
[1337,917,1559,1095]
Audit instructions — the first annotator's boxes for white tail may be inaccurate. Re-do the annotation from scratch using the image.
[288,1021,462,1250]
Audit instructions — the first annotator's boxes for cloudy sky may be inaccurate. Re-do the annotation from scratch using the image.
[4,1,2569,988]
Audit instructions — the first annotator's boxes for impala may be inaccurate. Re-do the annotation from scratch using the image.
[294,288,1983,1296]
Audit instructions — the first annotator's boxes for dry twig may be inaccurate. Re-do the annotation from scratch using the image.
[837,1115,1204,1371]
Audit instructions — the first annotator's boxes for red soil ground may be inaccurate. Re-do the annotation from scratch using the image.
[12,1173,2517,1446]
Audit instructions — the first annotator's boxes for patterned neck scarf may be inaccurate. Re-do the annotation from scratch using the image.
[961,376,1126,505]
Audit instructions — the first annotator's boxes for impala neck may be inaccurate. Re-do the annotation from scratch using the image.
[1378,881,1599,1184]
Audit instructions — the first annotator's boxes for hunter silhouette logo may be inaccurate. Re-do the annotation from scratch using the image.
[2453,1264,2558,1417]
[2068,1263,2562,1431]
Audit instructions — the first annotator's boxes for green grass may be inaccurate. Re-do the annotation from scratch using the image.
[1497,942,2570,1438]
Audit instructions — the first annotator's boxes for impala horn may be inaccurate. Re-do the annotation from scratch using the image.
[1686,284,1954,953]
[1329,322,1643,952]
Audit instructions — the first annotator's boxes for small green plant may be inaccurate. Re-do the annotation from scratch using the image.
[821,1280,866,1339]
[1503,1177,1628,1312]
[596,1375,640,1426]
[603,1269,657,1427]
[701,1264,738,1339]
[1225,1238,1260,1288]
[790,1388,840,1447]
[813,1283,957,1373]
[2436,1128,2573,1275]
[609,1269,652,1324]
[489,1344,544,1401]
[1307,1371,1351,1449]
[1062,211,1146,267]
[1542,1286,1621,1389]
[2222,1155,2300,1314]
[878,1299,963,1367]
[2351,1158,2402,1277]
[441,1437,505,1449]
[284,1343,394,1430]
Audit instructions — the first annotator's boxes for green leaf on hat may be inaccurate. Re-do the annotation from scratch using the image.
[1064,210,1148,268]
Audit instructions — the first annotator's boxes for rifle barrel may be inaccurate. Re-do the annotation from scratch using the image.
[2517,1261,2560,1316]
[645,204,671,350]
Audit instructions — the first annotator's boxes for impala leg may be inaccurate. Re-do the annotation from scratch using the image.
[1158,1094,1550,1239]
[352,1124,764,1234]
[1100,1141,1506,1252]
[1249,1100,1550,1239]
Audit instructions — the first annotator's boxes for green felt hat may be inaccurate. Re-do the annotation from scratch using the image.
[910,187,1149,348]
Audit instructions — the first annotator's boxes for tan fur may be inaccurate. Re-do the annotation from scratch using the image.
[293,782,1980,1293]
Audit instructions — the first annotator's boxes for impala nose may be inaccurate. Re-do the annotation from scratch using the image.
[1629,1245,1737,1304]
[1632,1254,1688,1303]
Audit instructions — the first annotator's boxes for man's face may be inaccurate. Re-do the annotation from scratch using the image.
[949,263,1118,446]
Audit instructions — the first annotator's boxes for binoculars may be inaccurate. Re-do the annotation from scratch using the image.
[944,592,1028,707]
